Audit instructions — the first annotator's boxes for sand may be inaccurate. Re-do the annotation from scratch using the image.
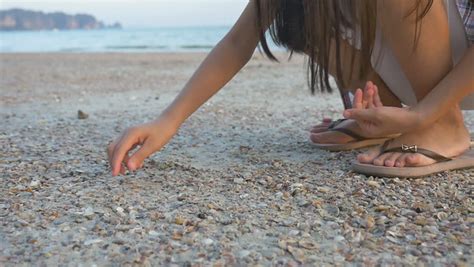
[1,52,473,266]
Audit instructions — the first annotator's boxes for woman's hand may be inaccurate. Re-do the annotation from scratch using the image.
[107,115,179,176]
[343,81,422,137]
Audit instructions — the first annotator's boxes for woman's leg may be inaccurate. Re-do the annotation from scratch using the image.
[358,0,471,167]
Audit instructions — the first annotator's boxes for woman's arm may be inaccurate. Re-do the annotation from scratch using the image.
[344,47,473,137]
[164,3,262,126]
[344,1,473,137]
[411,46,474,126]
[108,2,264,176]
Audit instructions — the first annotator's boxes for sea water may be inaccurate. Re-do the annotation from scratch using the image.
[0,26,280,53]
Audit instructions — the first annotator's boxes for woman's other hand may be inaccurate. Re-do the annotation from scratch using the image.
[344,81,422,137]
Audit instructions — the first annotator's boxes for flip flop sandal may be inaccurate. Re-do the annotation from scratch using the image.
[312,119,399,152]
[352,140,474,178]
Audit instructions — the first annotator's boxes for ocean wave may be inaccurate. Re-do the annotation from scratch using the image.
[179,45,214,49]
[60,48,85,52]
[105,44,216,51]
[105,45,168,50]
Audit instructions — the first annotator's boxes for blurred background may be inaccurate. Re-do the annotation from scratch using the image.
[0,0,268,52]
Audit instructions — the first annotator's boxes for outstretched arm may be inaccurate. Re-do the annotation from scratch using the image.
[164,3,262,126]
[107,2,264,176]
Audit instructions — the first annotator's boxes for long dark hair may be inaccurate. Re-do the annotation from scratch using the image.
[256,0,434,94]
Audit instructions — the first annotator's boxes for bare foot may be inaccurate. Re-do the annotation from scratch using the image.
[310,81,388,144]
[310,118,333,134]
[310,119,367,144]
[358,109,470,167]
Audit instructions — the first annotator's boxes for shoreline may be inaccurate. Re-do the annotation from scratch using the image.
[0,50,287,55]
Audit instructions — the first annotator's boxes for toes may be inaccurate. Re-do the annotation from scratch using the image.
[310,119,333,133]
[405,153,436,167]
[310,133,324,144]
[357,154,369,163]
[395,153,410,168]
[374,152,436,167]
[406,154,421,166]
[357,147,380,164]
[310,125,330,134]
[384,152,402,167]
[310,132,330,144]
[373,152,392,166]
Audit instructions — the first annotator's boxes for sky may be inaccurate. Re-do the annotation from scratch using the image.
[0,0,249,27]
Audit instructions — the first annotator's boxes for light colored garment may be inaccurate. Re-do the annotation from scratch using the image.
[456,0,474,42]
[370,0,473,109]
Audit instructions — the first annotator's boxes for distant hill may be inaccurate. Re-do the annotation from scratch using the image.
[0,9,122,31]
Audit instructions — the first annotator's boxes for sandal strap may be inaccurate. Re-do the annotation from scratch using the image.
[327,119,366,141]
[328,119,348,130]
[380,140,452,162]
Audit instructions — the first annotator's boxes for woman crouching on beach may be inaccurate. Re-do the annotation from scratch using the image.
[108,0,474,178]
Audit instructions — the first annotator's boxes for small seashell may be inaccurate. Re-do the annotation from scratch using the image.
[233,178,244,184]
[207,203,219,210]
[237,250,251,258]
[374,205,390,212]
[298,239,317,250]
[202,238,214,245]
[288,246,306,262]
[447,233,458,242]
[414,216,428,226]
[367,180,380,188]
[29,180,40,189]
[149,230,160,236]
[436,212,448,221]
[83,207,94,219]
[387,236,400,244]
[376,216,387,225]
[279,238,297,250]
[84,239,102,246]
[171,232,183,240]
[365,216,375,229]
[317,186,330,193]
[116,207,126,217]
[278,239,288,250]
[288,230,300,236]
[175,216,185,225]
[150,211,164,221]
[265,176,273,183]
[312,199,323,209]
[290,183,304,190]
